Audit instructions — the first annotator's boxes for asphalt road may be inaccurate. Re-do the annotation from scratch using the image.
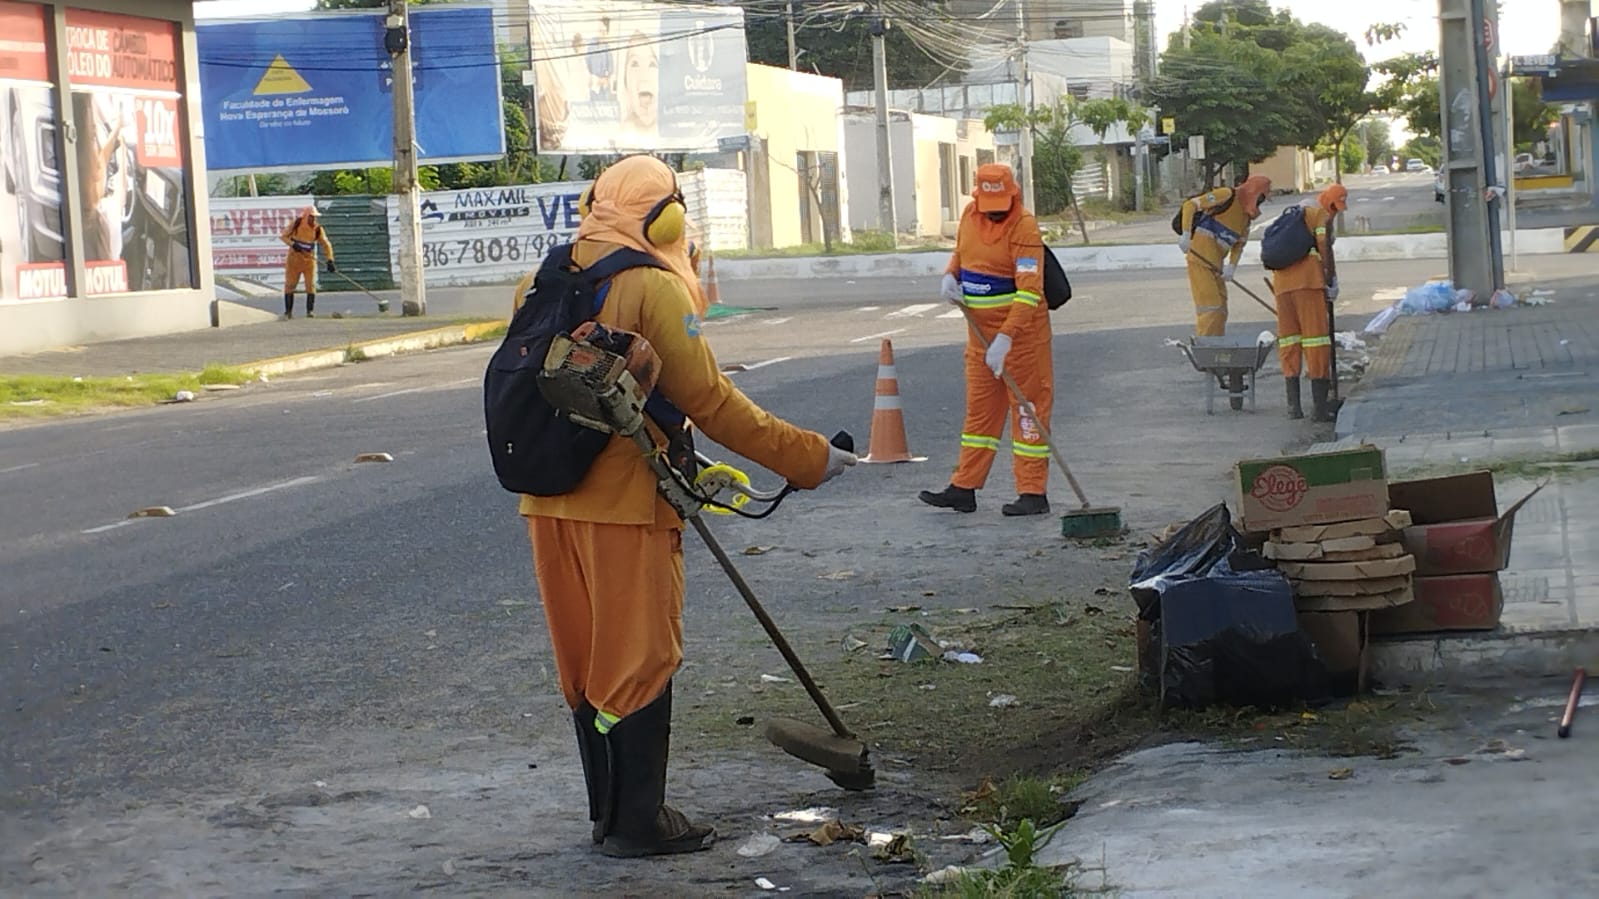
[3,252,1595,893]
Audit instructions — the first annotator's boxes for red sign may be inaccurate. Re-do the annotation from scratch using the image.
[0,1,50,83]
[64,9,179,92]
[82,260,130,296]
[135,95,182,167]
[1483,18,1496,53]
[1250,465,1310,513]
[15,262,67,301]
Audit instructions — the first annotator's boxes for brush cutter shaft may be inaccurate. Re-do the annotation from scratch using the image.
[957,306,1092,509]
[687,515,855,739]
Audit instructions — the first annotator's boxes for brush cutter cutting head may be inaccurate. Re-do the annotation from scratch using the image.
[764,718,875,791]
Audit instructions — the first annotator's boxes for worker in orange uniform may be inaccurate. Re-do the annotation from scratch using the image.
[1271,183,1347,422]
[919,163,1053,517]
[516,155,856,858]
[279,206,335,319]
[1178,174,1272,337]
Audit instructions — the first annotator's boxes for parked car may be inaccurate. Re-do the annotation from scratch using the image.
[1514,152,1535,173]
[1372,164,1389,175]
[1405,158,1427,173]
[1434,170,1445,203]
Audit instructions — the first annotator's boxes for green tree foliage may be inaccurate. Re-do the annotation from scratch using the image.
[1340,134,1364,173]
[1148,1,1370,186]
[1371,51,1440,141]
[1399,136,1442,169]
[984,102,1086,228]
[1510,78,1557,149]
[1361,118,1394,166]
[743,7,951,91]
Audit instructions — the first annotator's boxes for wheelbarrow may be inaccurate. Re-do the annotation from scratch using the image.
[1178,336,1274,414]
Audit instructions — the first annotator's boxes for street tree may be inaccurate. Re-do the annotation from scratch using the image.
[985,102,1088,240]
[1077,98,1150,209]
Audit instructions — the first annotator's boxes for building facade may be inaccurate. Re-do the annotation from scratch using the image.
[1,0,214,357]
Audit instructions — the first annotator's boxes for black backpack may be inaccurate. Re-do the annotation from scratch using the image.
[1170,191,1236,235]
[484,243,665,496]
[1259,206,1317,271]
[1042,247,1071,310]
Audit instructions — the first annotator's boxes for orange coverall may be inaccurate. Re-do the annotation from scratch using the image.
[280,214,333,294]
[517,241,828,729]
[1272,205,1336,379]
[946,197,1053,497]
[1181,181,1263,336]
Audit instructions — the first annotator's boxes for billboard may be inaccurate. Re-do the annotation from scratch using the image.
[0,1,65,303]
[530,0,747,154]
[387,181,588,287]
[196,5,505,172]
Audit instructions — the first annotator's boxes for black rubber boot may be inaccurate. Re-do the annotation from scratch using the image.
[1310,379,1341,423]
[918,484,976,513]
[599,684,715,859]
[283,292,295,318]
[1001,493,1051,517]
[306,292,316,318]
[1285,377,1304,420]
[573,702,609,844]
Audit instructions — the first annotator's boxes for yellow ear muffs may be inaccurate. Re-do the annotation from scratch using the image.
[642,189,685,246]
[577,184,595,220]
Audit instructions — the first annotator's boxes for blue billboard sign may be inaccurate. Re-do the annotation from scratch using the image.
[197,6,504,172]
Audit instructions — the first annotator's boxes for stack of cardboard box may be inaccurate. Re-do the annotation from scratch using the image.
[1237,446,1401,687]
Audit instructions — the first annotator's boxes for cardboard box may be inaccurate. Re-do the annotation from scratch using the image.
[1296,585,1413,613]
[1369,573,1504,634]
[1264,541,1407,562]
[1292,575,1412,598]
[1278,556,1417,582]
[1389,472,1544,576]
[1238,447,1388,532]
[1276,510,1412,544]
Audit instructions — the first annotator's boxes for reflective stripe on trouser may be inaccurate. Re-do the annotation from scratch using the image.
[951,313,1054,496]
[527,516,685,725]
[285,250,317,294]
[1274,287,1332,378]
[1186,257,1228,337]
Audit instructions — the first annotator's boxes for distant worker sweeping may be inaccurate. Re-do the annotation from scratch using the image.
[1263,183,1348,423]
[920,163,1055,518]
[280,206,335,319]
[1176,175,1272,337]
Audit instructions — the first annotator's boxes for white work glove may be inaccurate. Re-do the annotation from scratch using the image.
[1325,279,1340,301]
[939,273,962,305]
[985,332,1013,378]
[819,443,857,484]
[1177,234,1192,255]
[1220,263,1237,282]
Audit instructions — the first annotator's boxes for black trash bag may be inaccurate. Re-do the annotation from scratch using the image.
[1129,503,1237,621]
[1130,502,1330,708]
[1156,570,1330,709]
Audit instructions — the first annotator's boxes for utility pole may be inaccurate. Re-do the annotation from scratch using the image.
[1437,0,1503,298]
[786,0,797,69]
[1015,0,1036,211]
[871,6,898,242]
[387,0,427,316]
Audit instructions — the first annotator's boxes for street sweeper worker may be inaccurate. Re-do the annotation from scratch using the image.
[919,162,1054,518]
[1178,174,1271,337]
[279,206,334,319]
[515,154,856,859]
[1271,183,1347,423]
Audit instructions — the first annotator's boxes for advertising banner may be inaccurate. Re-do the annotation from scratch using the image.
[387,181,588,287]
[530,0,747,154]
[209,196,321,283]
[196,6,505,172]
[66,8,194,295]
[0,1,66,303]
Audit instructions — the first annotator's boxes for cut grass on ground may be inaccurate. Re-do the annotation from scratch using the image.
[681,602,1427,800]
[0,364,251,419]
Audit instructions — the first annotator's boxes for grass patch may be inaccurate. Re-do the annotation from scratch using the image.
[963,772,1088,828]
[470,322,509,342]
[0,365,252,420]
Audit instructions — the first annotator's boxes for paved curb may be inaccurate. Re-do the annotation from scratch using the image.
[1370,628,1599,686]
[240,321,503,378]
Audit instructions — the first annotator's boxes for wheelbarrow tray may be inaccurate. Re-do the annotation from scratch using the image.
[1178,337,1275,414]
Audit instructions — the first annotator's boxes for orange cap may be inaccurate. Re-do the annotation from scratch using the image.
[973,163,1019,213]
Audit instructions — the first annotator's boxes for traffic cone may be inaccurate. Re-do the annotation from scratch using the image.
[701,250,721,308]
[861,339,925,464]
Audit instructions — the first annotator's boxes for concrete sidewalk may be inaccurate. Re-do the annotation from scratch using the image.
[1313,267,1599,684]
[0,314,502,379]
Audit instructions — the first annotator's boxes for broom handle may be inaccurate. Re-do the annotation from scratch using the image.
[957,305,1093,509]
[687,514,855,739]
[1189,252,1278,316]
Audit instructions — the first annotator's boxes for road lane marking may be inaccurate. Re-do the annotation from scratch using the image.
[742,357,792,371]
[938,309,965,319]
[0,462,41,475]
[850,328,906,344]
[857,306,881,312]
[81,475,322,535]
[761,317,793,326]
[350,377,475,404]
[886,303,939,319]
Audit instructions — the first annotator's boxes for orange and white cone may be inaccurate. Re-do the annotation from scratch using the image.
[861,339,926,464]
[701,250,722,308]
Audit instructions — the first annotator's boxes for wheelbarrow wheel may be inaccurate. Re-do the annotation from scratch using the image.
[1227,372,1245,411]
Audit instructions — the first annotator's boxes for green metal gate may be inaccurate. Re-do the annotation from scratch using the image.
[318,195,394,290]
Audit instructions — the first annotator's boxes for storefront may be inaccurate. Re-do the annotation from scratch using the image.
[0,0,212,356]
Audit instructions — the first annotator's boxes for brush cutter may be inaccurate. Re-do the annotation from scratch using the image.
[535,321,875,791]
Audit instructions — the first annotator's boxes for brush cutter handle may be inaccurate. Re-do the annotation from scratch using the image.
[687,515,856,740]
